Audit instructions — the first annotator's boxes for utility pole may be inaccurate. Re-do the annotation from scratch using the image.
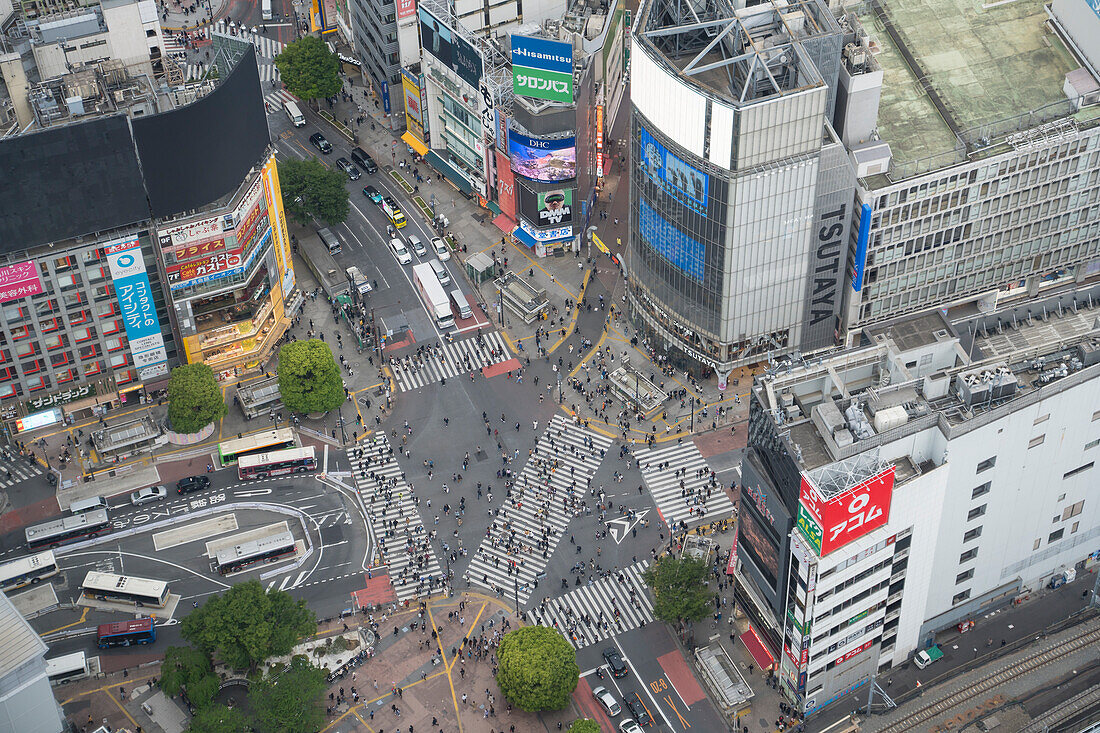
[513,576,519,614]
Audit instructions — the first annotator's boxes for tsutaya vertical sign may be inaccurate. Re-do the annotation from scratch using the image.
[511,34,573,103]
[105,236,169,381]
[262,155,295,298]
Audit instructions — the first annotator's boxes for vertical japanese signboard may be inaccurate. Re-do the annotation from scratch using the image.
[595,104,605,179]
[262,156,295,298]
[105,237,169,381]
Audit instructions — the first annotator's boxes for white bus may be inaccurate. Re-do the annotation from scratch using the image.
[46,651,89,685]
[216,531,297,575]
[261,0,273,20]
[0,550,60,592]
[82,571,170,608]
[238,446,317,479]
[25,509,110,549]
[413,262,455,329]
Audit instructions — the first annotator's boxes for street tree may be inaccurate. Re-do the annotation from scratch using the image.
[273,36,341,105]
[567,720,600,733]
[278,158,350,225]
[187,704,249,733]
[249,656,328,733]
[276,339,346,415]
[167,363,227,434]
[181,581,316,674]
[160,645,218,710]
[643,554,715,625]
[495,626,579,712]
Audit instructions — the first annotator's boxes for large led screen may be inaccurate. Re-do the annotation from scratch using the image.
[638,199,704,283]
[418,6,482,89]
[508,131,575,183]
[640,125,709,215]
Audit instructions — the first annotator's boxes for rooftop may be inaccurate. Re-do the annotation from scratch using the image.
[0,591,48,680]
[859,0,1076,169]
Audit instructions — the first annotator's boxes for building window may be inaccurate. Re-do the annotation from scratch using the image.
[1093,409,1100,421]
[1034,413,1049,425]
[1028,435,1045,448]
[1063,462,1094,479]
[968,504,987,521]
[1034,538,1041,550]
[1085,438,1100,451]
[976,457,996,473]
[960,548,978,563]
[972,482,991,499]
[963,526,982,542]
[1072,521,1080,534]
[952,590,971,605]
[1062,500,1084,520]
[1048,528,1064,543]
[956,569,974,584]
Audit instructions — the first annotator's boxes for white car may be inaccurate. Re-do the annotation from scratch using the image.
[130,485,168,506]
[431,237,450,261]
[619,721,643,733]
[390,238,411,265]
[592,686,620,717]
[408,235,427,256]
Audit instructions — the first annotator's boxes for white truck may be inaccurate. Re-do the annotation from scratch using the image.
[413,263,454,330]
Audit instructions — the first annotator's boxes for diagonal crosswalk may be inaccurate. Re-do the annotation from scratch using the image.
[634,441,735,529]
[390,331,511,393]
[526,561,653,649]
[464,414,612,608]
[349,434,443,602]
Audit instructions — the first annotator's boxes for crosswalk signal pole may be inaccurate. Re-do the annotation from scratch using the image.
[513,576,519,614]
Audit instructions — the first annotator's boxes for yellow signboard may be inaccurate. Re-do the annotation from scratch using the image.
[592,233,610,255]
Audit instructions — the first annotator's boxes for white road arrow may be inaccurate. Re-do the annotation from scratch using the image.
[233,488,273,497]
[607,510,649,545]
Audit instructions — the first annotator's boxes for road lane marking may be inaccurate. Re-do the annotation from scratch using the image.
[663,693,690,728]
[615,637,677,730]
[152,514,239,551]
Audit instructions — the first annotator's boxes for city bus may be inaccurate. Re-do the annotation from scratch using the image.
[97,618,156,648]
[46,651,89,685]
[0,550,60,592]
[218,427,296,466]
[81,571,170,608]
[216,531,297,575]
[238,446,317,480]
[25,509,110,549]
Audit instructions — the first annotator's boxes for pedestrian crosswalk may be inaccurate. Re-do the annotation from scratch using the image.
[263,88,297,112]
[464,414,612,608]
[0,447,43,487]
[390,331,511,393]
[209,21,286,59]
[526,561,653,649]
[634,442,735,529]
[349,434,443,602]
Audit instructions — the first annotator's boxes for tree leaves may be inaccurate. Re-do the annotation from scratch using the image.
[496,626,579,712]
[249,657,328,733]
[643,554,715,625]
[167,363,227,434]
[568,720,601,733]
[187,704,249,733]
[276,339,346,415]
[277,158,350,226]
[161,645,218,709]
[273,36,341,103]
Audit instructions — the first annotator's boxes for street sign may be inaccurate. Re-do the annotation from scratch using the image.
[592,233,610,255]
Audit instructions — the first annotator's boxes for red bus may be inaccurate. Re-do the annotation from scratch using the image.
[97,618,156,648]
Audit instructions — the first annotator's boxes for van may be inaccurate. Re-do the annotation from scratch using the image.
[317,227,342,254]
[450,289,472,319]
[350,147,378,174]
[283,100,304,127]
[429,258,450,286]
[69,496,108,514]
[346,266,372,297]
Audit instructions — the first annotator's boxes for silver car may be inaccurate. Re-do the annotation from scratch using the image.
[592,686,620,717]
[130,485,168,506]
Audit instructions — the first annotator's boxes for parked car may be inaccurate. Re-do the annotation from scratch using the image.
[603,647,628,678]
[176,475,211,495]
[309,132,333,154]
[625,697,653,726]
[350,147,378,173]
[363,185,383,204]
[431,237,450,260]
[619,721,643,733]
[592,686,620,717]
[336,157,361,180]
[130,485,168,506]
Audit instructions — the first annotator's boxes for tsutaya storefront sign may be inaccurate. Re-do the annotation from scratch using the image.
[796,466,895,556]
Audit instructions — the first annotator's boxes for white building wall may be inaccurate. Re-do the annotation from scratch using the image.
[630,42,706,158]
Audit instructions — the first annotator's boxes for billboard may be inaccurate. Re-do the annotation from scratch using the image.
[640,126,709,214]
[402,68,425,143]
[796,466,895,556]
[518,184,574,228]
[262,155,295,297]
[313,0,338,33]
[738,507,779,587]
[418,6,482,89]
[595,104,605,179]
[0,261,44,303]
[168,249,244,284]
[519,219,571,242]
[511,34,573,103]
[495,151,517,219]
[397,0,415,19]
[104,237,168,381]
[638,199,705,283]
[509,131,575,183]
[159,216,227,248]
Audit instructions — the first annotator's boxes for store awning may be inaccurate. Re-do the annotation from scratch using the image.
[739,626,776,671]
[493,214,516,234]
[426,151,474,196]
[401,131,429,157]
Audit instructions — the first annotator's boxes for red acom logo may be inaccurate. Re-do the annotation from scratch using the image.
[796,466,895,556]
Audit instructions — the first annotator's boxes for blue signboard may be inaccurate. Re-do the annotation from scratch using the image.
[381,80,391,114]
[640,126,709,215]
[511,35,573,74]
[852,203,872,292]
[105,237,168,380]
[639,199,705,283]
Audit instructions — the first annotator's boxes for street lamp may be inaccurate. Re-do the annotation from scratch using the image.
[513,576,520,614]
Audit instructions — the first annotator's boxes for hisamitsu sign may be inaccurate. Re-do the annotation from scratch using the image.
[511,34,573,103]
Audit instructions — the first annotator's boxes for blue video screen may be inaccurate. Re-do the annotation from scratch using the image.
[639,200,705,283]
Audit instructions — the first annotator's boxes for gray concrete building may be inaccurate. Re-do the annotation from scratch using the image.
[0,591,65,733]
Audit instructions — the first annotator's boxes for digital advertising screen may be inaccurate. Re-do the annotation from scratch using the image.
[518,184,574,228]
[508,131,575,183]
[418,6,482,89]
[640,125,709,214]
[638,199,705,283]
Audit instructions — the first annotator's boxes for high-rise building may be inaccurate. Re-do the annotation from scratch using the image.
[0,592,65,733]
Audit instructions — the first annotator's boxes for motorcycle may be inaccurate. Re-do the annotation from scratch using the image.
[595,667,605,680]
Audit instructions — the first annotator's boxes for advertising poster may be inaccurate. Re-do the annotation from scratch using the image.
[511,34,573,103]
[638,199,705,283]
[509,131,576,183]
[418,6,482,89]
[402,68,425,142]
[595,104,605,178]
[640,126,709,214]
[397,0,415,19]
[0,261,44,303]
[538,189,572,226]
[519,219,571,242]
[262,156,295,298]
[495,151,517,219]
[104,237,168,380]
[797,467,895,556]
[159,216,225,248]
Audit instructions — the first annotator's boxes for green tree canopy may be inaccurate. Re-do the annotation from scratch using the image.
[568,720,600,733]
[187,704,250,733]
[643,554,715,625]
[495,626,579,712]
[161,645,218,710]
[273,36,341,103]
[277,158,350,226]
[250,656,327,733]
[167,363,227,434]
[276,339,346,414]
[181,581,316,674]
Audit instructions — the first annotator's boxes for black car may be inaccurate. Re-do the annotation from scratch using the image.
[336,157,361,180]
[309,132,333,154]
[625,698,653,727]
[177,475,211,495]
[602,647,628,678]
[350,147,378,174]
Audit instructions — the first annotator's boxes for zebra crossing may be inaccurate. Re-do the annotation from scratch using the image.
[263,88,297,111]
[209,21,286,58]
[527,561,653,649]
[634,441,735,528]
[349,434,443,602]
[464,414,612,608]
[0,447,43,487]
[390,331,512,392]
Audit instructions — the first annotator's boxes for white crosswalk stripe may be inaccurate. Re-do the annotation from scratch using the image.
[526,561,653,649]
[210,21,286,58]
[465,414,612,608]
[0,447,44,487]
[263,88,297,111]
[634,442,735,528]
[349,434,443,602]
[390,331,511,393]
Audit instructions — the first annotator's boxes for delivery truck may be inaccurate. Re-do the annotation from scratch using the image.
[413,263,454,330]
